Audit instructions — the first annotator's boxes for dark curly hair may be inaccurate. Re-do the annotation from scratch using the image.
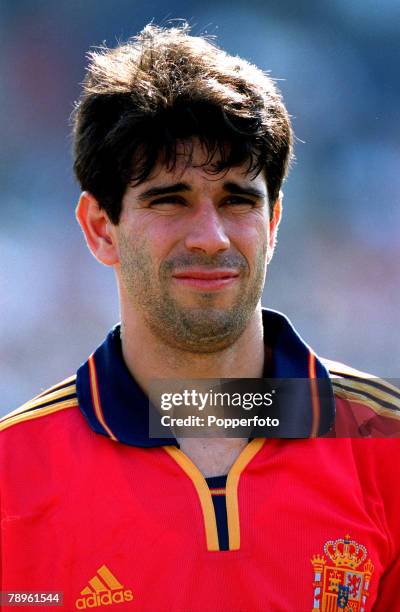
[72,23,293,223]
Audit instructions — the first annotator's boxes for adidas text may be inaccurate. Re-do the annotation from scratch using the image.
[75,589,133,608]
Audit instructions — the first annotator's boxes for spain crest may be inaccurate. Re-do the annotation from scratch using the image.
[311,535,374,611]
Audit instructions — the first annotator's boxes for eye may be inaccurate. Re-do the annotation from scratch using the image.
[223,196,255,212]
[149,197,187,211]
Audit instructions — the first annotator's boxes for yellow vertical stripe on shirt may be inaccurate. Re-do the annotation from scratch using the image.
[163,446,220,551]
[88,354,118,442]
[226,438,266,551]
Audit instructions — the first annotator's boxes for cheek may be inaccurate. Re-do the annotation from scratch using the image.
[124,215,180,257]
[228,215,269,259]
[117,224,170,271]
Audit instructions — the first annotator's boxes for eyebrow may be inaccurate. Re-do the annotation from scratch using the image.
[137,183,190,201]
[223,182,267,199]
[137,180,266,201]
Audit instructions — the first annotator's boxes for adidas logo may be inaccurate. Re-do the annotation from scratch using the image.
[75,564,133,609]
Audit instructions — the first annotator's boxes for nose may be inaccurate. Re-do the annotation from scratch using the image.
[184,201,230,255]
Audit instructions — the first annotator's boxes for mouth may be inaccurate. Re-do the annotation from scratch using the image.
[172,269,240,291]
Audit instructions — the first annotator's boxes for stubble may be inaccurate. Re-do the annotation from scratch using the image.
[118,232,267,353]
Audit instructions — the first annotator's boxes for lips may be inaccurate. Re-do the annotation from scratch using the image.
[172,269,239,290]
[173,269,239,280]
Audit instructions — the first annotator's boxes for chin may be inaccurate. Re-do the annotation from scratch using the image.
[149,302,256,353]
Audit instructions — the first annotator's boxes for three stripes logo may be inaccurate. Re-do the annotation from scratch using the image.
[75,564,133,609]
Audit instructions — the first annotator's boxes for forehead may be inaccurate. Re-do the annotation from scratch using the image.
[131,140,268,192]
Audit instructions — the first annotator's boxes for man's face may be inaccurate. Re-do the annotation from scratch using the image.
[113,142,279,352]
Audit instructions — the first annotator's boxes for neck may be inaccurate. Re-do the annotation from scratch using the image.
[120,305,266,396]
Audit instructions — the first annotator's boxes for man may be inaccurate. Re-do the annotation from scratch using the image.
[1,24,400,611]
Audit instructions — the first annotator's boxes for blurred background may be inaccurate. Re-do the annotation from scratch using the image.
[1,0,399,415]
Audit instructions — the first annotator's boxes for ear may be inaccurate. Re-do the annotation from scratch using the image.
[267,196,283,263]
[75,192,119,266]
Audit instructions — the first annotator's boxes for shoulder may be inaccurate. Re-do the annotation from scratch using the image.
[321,358,400,436]
[0,375,79,434]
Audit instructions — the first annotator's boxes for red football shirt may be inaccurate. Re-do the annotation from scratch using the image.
[1,310,399,611]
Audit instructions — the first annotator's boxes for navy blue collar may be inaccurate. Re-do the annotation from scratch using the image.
[76,309,335,446]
